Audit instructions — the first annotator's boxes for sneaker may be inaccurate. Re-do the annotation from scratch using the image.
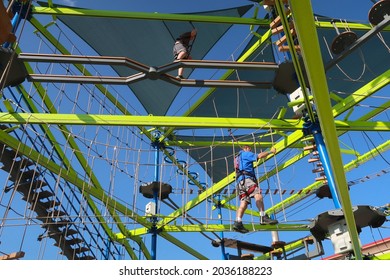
[233,221,249,233]
[176,75,184,79]
[260,215,278,225]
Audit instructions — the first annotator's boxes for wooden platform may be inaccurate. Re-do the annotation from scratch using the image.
[222,238,273,254]
[0,251,25,260]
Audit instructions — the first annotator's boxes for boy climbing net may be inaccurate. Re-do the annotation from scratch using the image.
[233,145,278,233]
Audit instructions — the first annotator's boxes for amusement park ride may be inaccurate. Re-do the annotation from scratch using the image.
[0,0,389,260]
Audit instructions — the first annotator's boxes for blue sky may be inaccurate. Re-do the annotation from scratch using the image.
[0,0,389,261]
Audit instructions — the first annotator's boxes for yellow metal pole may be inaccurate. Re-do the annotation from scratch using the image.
[289,0,362,259]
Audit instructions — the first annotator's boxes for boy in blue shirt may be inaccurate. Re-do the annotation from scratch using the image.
[233,145,278,233]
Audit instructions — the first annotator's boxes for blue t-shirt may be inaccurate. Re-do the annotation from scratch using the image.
[236,151,257,181]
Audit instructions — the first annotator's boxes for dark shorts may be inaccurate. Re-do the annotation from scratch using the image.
[237,177,260,203]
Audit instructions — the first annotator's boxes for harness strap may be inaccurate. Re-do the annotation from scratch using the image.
[239,184,258,200]
[236,170,256,181]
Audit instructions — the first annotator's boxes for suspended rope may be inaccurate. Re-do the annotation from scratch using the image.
[269,127,286,221]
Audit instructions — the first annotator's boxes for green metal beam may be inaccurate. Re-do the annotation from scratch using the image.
[169,140,305,149]
[335,120,390,131]
[314,21,389,32]
[254,236,315,260]
[290,0,362,259]
[1,112,389,131]
[32,6,270,26]
[119,223,308,235]
[269,139,390,215]
[332,69,390,117]
[0,113,302,128]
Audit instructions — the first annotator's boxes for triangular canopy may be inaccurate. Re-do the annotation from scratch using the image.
[55,4,254,115]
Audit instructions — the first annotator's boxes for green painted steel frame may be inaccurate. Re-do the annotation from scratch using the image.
[0,113,389,131]
[2,2,388,259]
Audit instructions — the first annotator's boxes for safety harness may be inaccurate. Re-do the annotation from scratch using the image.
[235,152,258,200]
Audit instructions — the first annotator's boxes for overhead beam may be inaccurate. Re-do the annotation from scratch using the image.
[22,53,276,88]
[0,113,389,131]
[19,54,278,72]
[31,6,270,26]
[27,73,272,88]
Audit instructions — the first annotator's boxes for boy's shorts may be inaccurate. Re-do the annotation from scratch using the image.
[237,177,260,203]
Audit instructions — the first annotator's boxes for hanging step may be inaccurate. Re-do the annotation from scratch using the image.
[0,150,20,172]
[308,157,320,163]
[312,167,324,173]
[66,237,83,246]
[0,251,25,260]
[46,230,62,238]
[16,180,47,191]
[315,176,328,182]
[54,237,82,248]
[0,147,21,161]
[278,44,301,52]
[40,221,59,230]
[63,228,78,236]
[78,255,95,260]
[275,28,296,47]
[14,158,34,169]
[50,209,67,217]
[55,219,71,227]
[271,19,294,35]
[269,9,291,30]
[228,253,254,260]
[240,253,254,260]
[303,144,316,151]
[18,169,39,181]
[74,247,90,254]
[212,238,273,254]
[41,200,61,209]
[22,191,54,202]
[271,24,285,35]
[28,201,47,211]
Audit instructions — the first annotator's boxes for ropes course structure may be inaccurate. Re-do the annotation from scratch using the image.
[0,0,390,260]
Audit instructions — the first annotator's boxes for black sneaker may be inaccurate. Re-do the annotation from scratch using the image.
[233,221,249,233]
[176,75,184,79]
[260,215,278,225]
